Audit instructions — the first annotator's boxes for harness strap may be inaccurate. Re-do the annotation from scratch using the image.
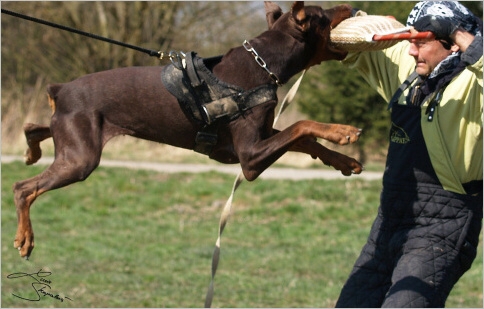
[193,85,277,155]
[203,84,278,124]
[194,127,219,155]
[387,70,444,122]
[180,53,211,124]
[188,53,278,155]
[388,71,419,110]
[186,52,203,88]
[463,180,483,196]
[166,53,207,123]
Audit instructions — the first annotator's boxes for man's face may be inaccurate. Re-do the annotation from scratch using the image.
[408,38,454,76]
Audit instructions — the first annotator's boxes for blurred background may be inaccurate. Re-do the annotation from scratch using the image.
[1,1,482,166]
[1,2,482,307]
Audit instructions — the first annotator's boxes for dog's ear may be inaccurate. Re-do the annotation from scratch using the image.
[264,1,283,29]
[291,1,309,31]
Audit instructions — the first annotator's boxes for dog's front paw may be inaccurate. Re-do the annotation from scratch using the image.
[323,152,363,176]
[318,124,362,145]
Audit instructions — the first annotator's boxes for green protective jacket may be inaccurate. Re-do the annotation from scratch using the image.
[343,40,483,194]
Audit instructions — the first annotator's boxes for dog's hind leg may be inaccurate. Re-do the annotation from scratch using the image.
[23,123,52,165]
[13,112,104,258]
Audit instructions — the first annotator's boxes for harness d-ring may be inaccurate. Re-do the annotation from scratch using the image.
[168,51,186,69]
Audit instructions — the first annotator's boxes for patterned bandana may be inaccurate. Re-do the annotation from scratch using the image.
[406,1,482,36]
[405,1,481,79]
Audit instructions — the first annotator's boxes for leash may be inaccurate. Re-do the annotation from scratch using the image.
[1,8,163,59]
[204,70,306,307]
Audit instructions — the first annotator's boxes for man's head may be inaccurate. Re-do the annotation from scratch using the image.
[405,1,481,76]
[407,32,458,76]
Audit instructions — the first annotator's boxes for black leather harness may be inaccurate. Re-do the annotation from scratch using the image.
[161,51,278,155]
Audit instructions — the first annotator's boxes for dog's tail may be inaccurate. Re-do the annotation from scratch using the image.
[46,84,62,115]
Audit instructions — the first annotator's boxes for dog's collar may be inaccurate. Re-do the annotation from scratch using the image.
[243,40,283,87]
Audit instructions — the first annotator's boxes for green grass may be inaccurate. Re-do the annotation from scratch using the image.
[2,162,482,307]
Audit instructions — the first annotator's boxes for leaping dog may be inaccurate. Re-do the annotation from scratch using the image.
[12,1,362,259]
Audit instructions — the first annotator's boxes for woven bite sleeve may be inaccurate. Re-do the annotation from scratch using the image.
[330,15,407,52]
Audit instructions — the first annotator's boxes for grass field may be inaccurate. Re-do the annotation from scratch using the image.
[2,161,482,307]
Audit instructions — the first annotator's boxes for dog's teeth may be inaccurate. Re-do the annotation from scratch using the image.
[346,136,350,140]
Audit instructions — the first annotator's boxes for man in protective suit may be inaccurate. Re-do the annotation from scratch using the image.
[336,1,482,307]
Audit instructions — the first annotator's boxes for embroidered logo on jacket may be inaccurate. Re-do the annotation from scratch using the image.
[390,122,410,144]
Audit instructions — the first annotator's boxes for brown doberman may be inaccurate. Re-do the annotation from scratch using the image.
[13,1,362,259]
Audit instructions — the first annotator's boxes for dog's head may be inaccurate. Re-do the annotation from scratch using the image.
[265,1,352,67]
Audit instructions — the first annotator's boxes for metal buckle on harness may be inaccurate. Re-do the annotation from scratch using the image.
[201,105,213,125]
[167,51,186,70]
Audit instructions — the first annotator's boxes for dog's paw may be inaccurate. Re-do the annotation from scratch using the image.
[14,229,34,259]
[317,123,362,145]
[323,152,363,176]
[335,126,362,145]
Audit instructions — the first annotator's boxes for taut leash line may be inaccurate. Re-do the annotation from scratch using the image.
[1,8,162,58]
